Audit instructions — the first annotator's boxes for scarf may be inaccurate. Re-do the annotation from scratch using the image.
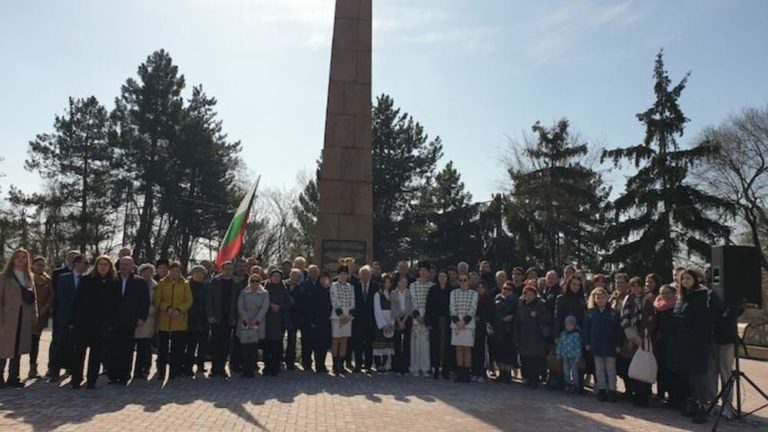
[653,295,675,312]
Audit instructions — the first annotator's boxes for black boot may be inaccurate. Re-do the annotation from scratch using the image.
[692,402,707,424]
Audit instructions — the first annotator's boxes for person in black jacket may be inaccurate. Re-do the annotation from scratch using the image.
[425,270,453,379]
[670,269,719,424]
[264,270,293,376]
[554,274,587,390]
[205,262,239,378]
[515,283,552,389]
[471,281,495,382]
[297,265,321,370]
[70,255,120,389]
[303,269,331,373]
[184,265,209,376]
[494,281,518,383]
[541,270,562,388]
[352,265,377,372]
[109,256,149,385]
[284,268,304,371]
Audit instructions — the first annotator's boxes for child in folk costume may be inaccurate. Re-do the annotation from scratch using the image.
[390,276,413,375]
[330,266,355,375]
[409,261,433,377]
[555,315,583,394]
[450,273,478,383]
[373,275,395,372]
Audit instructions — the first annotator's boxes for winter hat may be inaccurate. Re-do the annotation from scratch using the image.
[565,315,578,327]
[270,269,284,279]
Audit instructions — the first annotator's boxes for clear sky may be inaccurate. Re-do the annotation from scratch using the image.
[1,0,767,203]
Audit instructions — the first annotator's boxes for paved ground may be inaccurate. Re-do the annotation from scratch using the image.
[1,332,767,432]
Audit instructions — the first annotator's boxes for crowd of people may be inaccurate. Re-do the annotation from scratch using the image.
[0,248,743,425]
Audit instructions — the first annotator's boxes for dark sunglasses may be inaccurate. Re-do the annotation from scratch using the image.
[249,278,261,283]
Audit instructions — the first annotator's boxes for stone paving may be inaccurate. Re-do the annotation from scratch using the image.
[1,332,767,431]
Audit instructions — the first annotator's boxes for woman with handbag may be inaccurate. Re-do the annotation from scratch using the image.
[621,276,656,407]
[514,282,552,389]
[0,249,38,388]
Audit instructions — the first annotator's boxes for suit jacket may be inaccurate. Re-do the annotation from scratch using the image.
[116,274,150,329]
[206,276,240,326]
[353,279,378,335]
[54,271,81,329]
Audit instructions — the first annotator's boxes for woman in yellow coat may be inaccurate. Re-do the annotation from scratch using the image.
[153,262,192,380]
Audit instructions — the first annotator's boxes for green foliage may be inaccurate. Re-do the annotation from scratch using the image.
[601,50,733,279]
[372,94,443,268]
[506,119,609,271]
[24,96,115,253]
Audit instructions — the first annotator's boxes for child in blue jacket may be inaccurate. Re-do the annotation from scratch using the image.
[555,314,582,394]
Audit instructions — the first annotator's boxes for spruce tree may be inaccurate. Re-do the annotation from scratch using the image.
[601,50,732,279]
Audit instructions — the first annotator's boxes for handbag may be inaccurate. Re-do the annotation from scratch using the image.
[628,332,658,384]
[11,272,35,305]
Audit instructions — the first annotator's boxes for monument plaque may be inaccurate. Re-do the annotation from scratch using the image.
[320,239,367,272]
[314,0,374,269]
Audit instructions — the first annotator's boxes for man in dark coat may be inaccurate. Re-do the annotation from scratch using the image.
[46,250,80,378]
[302,267,331,372]
[352,265,378,372]
[206,261,239,377]
[110,256,149,384]
[297,265,322,370]
[284,268,304,370]
[48,254,88,382]
[264,270,293,375]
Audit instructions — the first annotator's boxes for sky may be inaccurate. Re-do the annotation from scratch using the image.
[1,0,767,204]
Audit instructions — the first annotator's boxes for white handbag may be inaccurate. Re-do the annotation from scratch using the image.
[628,332,658,384]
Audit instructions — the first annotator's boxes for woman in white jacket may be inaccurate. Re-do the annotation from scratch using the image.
[330,266,355,375]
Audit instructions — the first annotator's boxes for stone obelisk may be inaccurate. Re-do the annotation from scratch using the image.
[314,0,374,271]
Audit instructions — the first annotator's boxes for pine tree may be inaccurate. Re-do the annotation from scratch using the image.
[419,161,481,268]
[111,49,185,262]
[25,96,115,252]
[165,85,243,269]
[601,50,732,279]
[372,94,442,267]
[506,118,609,271]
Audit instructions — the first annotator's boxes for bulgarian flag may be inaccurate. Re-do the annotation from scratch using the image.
[214,177,260,270]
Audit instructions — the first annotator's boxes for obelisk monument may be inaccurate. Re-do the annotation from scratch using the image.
[314,0,374,271]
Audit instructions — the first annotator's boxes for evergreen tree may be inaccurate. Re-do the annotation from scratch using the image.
[111,49,185,262]
[478,194,518,271]
[601,50,732,279]
[372,94,442,267]
[24,96,115,252]
[164,85,243,269]
[419,161,482,268]
[292,159,320,260]
[506,118,609,271]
